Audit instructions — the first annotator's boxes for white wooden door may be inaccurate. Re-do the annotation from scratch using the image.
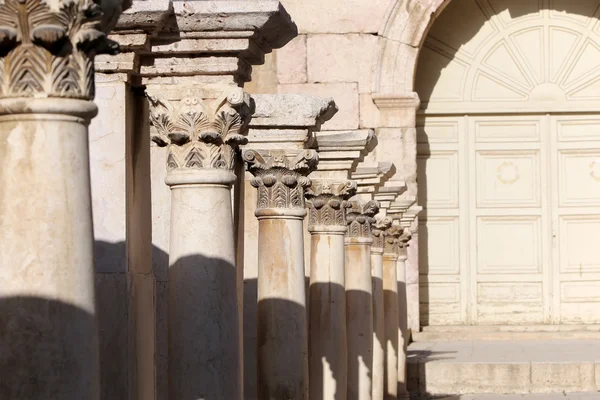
[415,0,600,325]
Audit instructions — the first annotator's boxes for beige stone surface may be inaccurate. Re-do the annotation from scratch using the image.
[408,340,600,395]
[278,83,359,130]
[435,395,600,400]
[96,273,128,400]
[279,0,391,34]
[246,52,278,95]
[0,102,99,399]
[307,34,379,93]
[277,35,307,84]
[90,80,127,274]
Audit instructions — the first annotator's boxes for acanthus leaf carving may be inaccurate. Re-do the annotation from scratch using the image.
[243,149,318,211]
[371,217,392,250]
[346,200,379,239]
[306,180,357,230]
[0,0,121,100]
[148,88,251,173]
[383,225,402,255]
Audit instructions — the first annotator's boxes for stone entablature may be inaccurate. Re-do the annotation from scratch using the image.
[97,0,297,83]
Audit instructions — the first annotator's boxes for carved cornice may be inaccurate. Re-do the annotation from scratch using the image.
[148,88,251,173]
[306,180,357,230]
[0,0,125,100]
[243,149,318,211]
[346,200,379,239]
[371,217,392,250]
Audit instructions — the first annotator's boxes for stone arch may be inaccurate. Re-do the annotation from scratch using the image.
[373,0,450,96]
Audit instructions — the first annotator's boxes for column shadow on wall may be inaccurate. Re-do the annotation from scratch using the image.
[0,296,98,399]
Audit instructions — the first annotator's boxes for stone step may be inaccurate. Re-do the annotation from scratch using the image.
[411,394,600,399]
[408,340,600,396]
[414,325,600,342]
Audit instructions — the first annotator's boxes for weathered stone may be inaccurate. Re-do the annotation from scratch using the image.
[307,34,379,93]
[278,83,360,130]
[250,94,337,128]
[277,35,308,84]
[279,0,391,34]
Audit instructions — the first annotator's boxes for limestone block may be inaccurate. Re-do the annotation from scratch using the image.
[419,362,531,394]
[360,93,381,129]
[531,363,597,392]
[374,128,405,169]
[279,0,391,34]
[250,93,337,129]
[276,35,307,84]
[307,34,379,93]
[278,83,359,130]
[246,52,278,95]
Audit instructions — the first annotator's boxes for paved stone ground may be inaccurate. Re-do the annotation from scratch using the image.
[408,340,600,363]
[420,395,600,399]
[408,340,600,395]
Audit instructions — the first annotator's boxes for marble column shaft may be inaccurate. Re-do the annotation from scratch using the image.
[371,217,392,400]
[0,0,125,397]
[345,200,379,400]
[397,229,412,400]
[307,181,357,400]
[244,149,317,400]
[148,88,249,400]
[383,226,402,400]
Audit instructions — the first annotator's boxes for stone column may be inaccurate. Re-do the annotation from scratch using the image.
[243,148,318,400]
[0,0,126,397]
[306,181,355,400]
[371,217,392,400]
[147,86,250,400]
[395,228,412,400]
[305,128,373,400]
[382,225,402,400]
[346,200,379,400]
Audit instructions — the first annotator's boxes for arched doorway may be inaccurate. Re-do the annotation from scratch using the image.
[416,0,600,326]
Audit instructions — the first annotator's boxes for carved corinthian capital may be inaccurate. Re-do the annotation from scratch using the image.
[305,180,357,231]
[148,88,251,173]
[398,228,412,259]
[346,200,379,239]
[0,0,126,100]
[371,217,392,250]
[383,225,402,256]
[243,149,318,211]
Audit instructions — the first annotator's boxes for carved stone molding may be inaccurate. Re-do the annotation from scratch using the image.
[346,200,379,239]
[148,87,251,173]
[0,0,126,100]
[306,180,357,230]
[371,217,392,250]
[243,149,318,211]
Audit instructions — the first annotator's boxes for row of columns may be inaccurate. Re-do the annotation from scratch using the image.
[0,1,423,399]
